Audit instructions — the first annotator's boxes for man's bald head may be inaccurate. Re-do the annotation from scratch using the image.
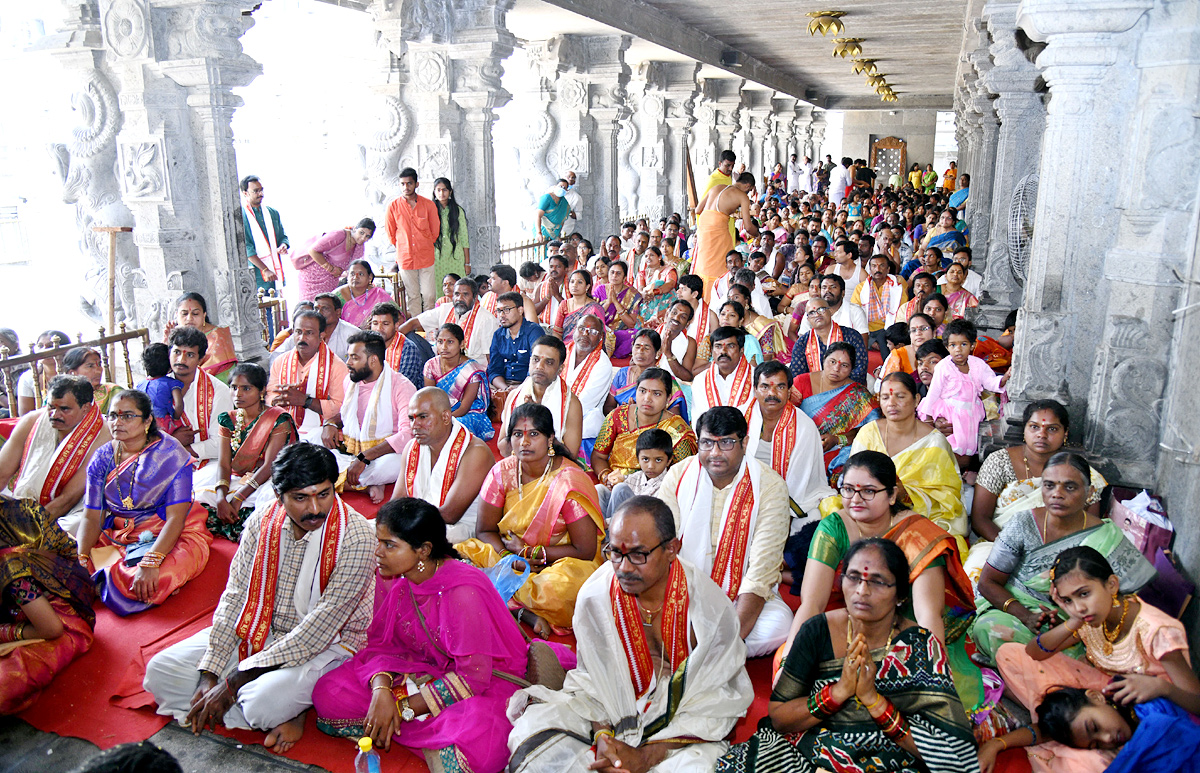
[408,387,454,445]
[413,386,451,412]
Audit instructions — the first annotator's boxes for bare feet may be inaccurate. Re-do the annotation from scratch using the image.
[520,610,552,639]
[368,484,386,504]
[264,711,305,754]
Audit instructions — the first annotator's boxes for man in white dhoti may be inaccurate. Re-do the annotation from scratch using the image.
[690,327,755,425]
[268,311,349,443]
[507,495,752,772]
[0,375,109,539]
[168,326,233,485]
[562,170,583,239]
[658,407,794,657]
[498,335,583,459]
[744,361,834,523]
[563,314,613,459]
[144,443,374,753]
[320,331,415,504]
[391,388,495,543]
[400,276,498,366]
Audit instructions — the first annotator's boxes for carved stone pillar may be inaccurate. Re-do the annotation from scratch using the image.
[690,80,721,180]
[792,104,814,168]
[90,0,267,359]
[712,79,745,164]
[977,1,1046,323]
[661,63,701,218]
[743,90,773,181]
[965,87,999,273]
[630,62,669,219]
[1006,0,1154,445]
[768,96,797,179]
[577,36,632,241]
[809,110,827,161]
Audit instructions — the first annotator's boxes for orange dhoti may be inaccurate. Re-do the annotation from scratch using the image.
[694,209,735,298]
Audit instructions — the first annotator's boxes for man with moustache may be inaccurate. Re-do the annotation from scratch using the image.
[168,326,234,479]
[480,263,538,321]
[321,331,415,505]
[534,254,569,327]
[391,388,495,543]
[144,443,375,755]
[268,311,349,442]
[0,374,109,539]
[240,175,289,295]
[507,496,752,772]
[272,293,359,361]
[400,277,498,366]
[849,254,909,352]
[498,336,583,458]
[657,407,793,658]
[655,300,699,387]
[797,274,868,338]
[563,313,613,459]
[690,327,755,423]
[789,297,869,387]
[368,302,428,388]
[744,362,833,524]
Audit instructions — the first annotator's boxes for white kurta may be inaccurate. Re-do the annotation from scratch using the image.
[744,402,834,521]
[402,419,483,544]
[564,346,613,440]
[182,371,234,465]
[416,303,499,366]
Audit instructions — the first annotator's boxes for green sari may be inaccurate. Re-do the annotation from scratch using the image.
[718,615,977,773]
[969,511,1156,663]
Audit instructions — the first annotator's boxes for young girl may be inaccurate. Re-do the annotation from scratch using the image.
[918,318,1007,457]
[979,546,1200,773]
[136,343,184,435]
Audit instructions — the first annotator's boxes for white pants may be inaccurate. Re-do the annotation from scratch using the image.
[445,496,481,544]
[400,267,436,316]
[144,628,351,731]
[333,449,404,488]
[744,593,794,658]
[56,502,88,543]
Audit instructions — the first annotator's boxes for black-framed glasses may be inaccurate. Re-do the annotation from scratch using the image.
[107,411,146,423]
[698,437,740,451]
[838,485,887,502]
[843,570,895,590]
[601,539,669,565]
[495,305,518,314]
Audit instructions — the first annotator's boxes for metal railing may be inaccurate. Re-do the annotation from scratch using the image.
[375,272,408,316]
[497,236,549,267]
[0,324,150,411]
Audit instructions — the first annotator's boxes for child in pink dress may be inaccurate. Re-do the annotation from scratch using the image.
[918,318,1006,456]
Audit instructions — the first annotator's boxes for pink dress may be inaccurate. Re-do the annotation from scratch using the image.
[296,229,364,301]
[918,354,1004,455]
[339,286,393,327]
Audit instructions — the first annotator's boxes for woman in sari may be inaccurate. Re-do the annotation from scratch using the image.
[63,346,122,413]
[922,163,939,193]
[921,209,968,254]
[603,329,687,420]
[792,342,880,479]
[164,292,237,383]
[965,399,1107,583]
[314,498,566,773]
[76,390,212,616]
[783,451,986,719]
[294,218,375,301]
[720,538,978,773]
[433,177,470,280]
[971,452,1154,664]
[551,269,607,347]
[334,260,392,328]
[850,372,967,549]
[637,246,677,323]
[880,313,936,381]
[423,323,493,441]
[457,403,605,637]
[942,262,979,320]
[0,498,97,714]
[593,261,642,358]
[729,284,785,364]
[194,363,296,541]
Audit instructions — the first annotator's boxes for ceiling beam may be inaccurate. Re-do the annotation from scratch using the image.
[538,0,821,107]
[824,94,954,110]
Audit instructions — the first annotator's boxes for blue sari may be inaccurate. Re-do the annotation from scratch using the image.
[610,366,688,423]
[430,358,495,441]
[925,227,968,253]
[1106,698,1200,773]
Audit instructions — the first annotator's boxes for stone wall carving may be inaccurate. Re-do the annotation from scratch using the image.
[417,141,451,181]
[118,138,170,201]
[103,0,151,60]
[415,50,449,92]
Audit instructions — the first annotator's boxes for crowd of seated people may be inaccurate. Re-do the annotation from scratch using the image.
[0,154,1192,773]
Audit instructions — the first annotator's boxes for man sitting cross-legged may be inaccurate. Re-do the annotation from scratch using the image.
[0,375,109,540]
[498,335,583,458]
[390,387,495,543]
[144,442,375,754]
[321,331,415,504]
[507,495,752,772]
[658,407,794,657]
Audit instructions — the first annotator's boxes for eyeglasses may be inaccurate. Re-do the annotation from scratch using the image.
[839,485,887,501]
[806,308,829,316]
[107,411,146,423]
[698,437,740,451]
[577,326,602,336]
[601,539,669,566]
[495,305,517,314]
[843,571,895,590]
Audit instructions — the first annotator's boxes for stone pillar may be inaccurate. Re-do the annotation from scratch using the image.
[1005,0,1153,444]
[792,104,814,165]
[630,62,669,219]
[977,1,1046,323]
[769,96,797,179]
[743,90,773,181]
[661,63,702,218]
[578,36,633,241]
[712,79,745,164]
[69,0,268,358]
[690,79,721,179]
[964,78,1000,273]
[810,110,827,161]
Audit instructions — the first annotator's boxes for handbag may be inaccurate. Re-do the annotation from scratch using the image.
[483,553,531,604]
[1110,487,1174,561]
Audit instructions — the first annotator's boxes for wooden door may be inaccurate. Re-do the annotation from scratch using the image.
[871,137,907,182]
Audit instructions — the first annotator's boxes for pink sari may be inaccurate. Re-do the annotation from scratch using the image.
[312,560,542,773]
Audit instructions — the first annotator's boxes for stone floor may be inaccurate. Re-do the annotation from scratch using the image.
[0,718,329,773]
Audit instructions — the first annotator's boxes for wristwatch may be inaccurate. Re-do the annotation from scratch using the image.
[356,452,369,465]
[303,395,313,411]
[399,696,416,722]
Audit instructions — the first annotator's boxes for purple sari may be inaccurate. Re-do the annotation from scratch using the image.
[594,284,642,358]
[313,559,558,773]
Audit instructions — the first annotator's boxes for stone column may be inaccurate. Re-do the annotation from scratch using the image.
[976,0,1046,323]
[792,104,814,165]
[712,79,745,164]
[578,36,633,242]
[769,96,797,179]
[743,90,773,181]
[83,0,267,358]
[690,79,721,179]
[964,76,1000,272]
[1005,0,1154,444]
[661,63,702,218]
[809,110,827,161]
[630,62,669,219]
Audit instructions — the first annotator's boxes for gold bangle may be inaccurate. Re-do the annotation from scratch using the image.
[864,694,885,712]
[371,672,394,690]
[998,737,1008,751]
[1001,598,1018,614]
[593,728,615,743]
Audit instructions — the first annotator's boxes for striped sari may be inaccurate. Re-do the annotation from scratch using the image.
[426,357,494,441]
[795,378,880,478]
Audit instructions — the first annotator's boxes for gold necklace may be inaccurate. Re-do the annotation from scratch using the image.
[637,600,663,626]
[847,615,898,652]
[1101,596,1130,655]
[112,442,139,510]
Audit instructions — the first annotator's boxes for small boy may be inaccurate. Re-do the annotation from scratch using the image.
[136,343,184,434]
[623,428,674,498]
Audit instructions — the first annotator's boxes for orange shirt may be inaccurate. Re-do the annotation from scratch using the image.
[385,194,440,270]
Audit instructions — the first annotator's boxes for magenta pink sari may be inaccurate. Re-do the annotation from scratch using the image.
[312,559,541,773]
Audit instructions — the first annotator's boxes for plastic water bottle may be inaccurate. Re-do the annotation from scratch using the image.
[355,736,381,773]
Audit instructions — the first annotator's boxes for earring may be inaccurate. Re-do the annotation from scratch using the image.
[417,560,425,573]
[1112,592,1120,606]
[548,444,555,458]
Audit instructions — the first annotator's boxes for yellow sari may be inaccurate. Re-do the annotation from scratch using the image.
[830,420,967,553]
[456,457,604,630]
